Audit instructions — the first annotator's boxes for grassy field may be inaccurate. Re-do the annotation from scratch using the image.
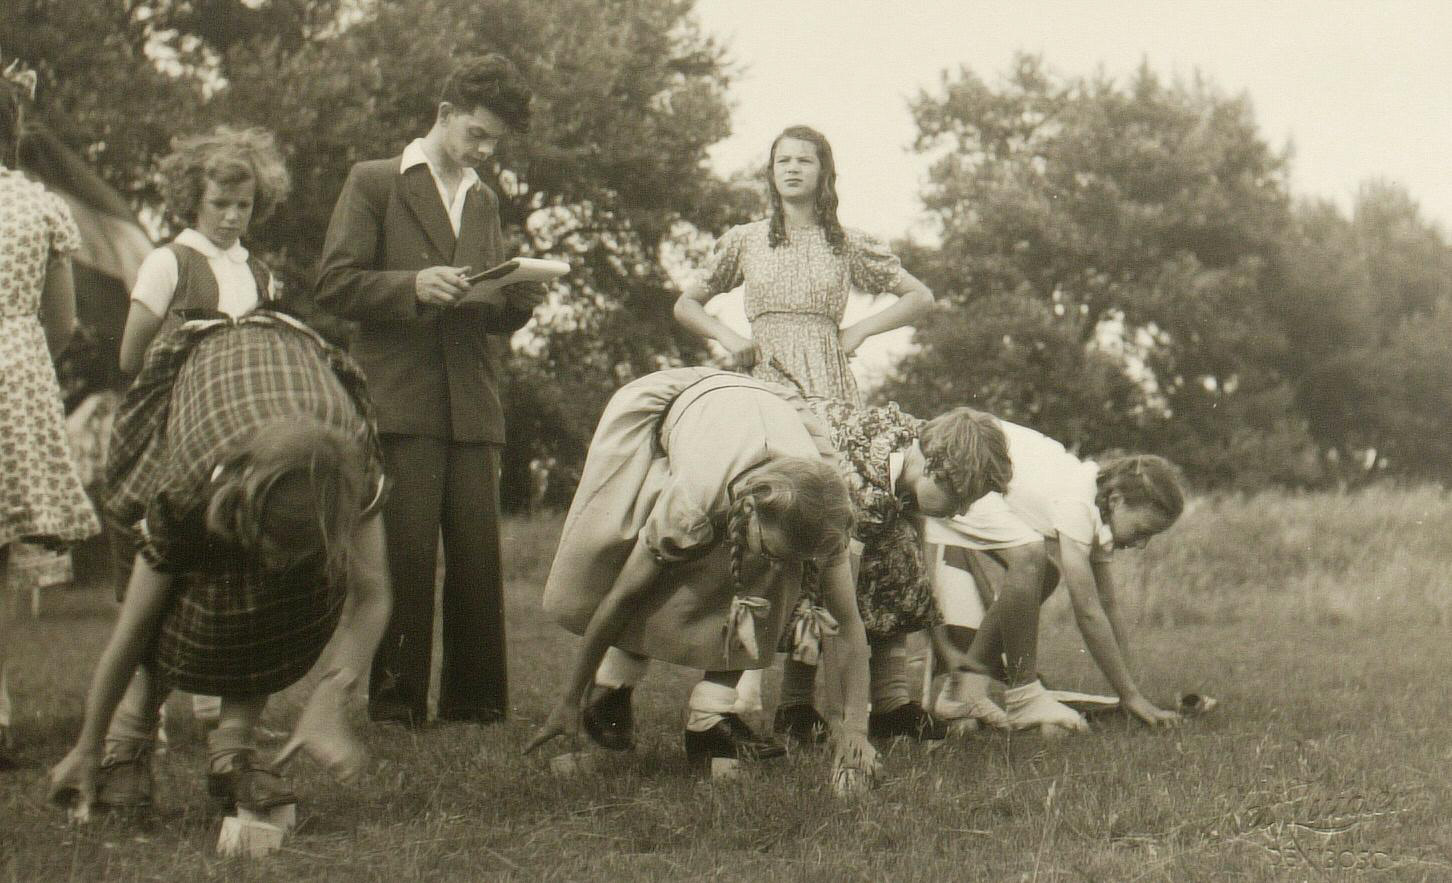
[3,487,1451,881]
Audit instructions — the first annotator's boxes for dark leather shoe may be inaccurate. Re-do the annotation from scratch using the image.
[207,749,297,812]
[684,713,787,768]
[772,703,828,744]
[95,743,154,809]
[583,685,635,751]
[869,702,948,741]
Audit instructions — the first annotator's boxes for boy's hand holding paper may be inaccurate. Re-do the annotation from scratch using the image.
[458,258,570,306]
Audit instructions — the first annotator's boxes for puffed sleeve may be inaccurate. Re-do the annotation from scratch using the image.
[639,481,717,564]
[700,224,747,296]
[44,190,82,257]
[846,228,905,294]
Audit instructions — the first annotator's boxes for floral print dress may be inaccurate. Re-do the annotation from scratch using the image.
[702,219,905,406]
[0,167,100,549]
[811,398,938,642]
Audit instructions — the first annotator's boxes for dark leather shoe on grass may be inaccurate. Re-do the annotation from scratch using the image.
[583,685,635,751]
[869,702,948,741]
[207,750,297,812]
[95,745,154,810]
[684,713,787,769]
[772,703,828,744]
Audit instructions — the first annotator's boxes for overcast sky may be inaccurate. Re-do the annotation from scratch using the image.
[694,0,1452,242]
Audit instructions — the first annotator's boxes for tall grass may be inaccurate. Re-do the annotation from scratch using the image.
[1088,485,1452,628]
[4,488,1450,880]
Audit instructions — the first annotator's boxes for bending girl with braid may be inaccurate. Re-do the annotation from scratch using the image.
[526,368,1009,784]
[526,367,871,776]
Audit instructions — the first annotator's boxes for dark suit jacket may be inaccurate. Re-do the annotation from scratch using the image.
[315,157,538,443]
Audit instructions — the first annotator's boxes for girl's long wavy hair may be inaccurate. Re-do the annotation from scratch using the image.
[205,420,370,585]
[725,456,853,596]
[766,125,846,253]
[1094,454,1185,526]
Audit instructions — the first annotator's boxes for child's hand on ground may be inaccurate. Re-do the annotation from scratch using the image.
[1123,694,1181,728]
[523,699,583,754]
[48,744,100,813]
[274,672,368,783]
[829,726,882,778]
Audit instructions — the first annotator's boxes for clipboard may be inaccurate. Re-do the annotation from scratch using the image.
[457,257,570,305]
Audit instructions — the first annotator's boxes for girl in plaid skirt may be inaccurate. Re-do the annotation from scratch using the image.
[50,314,392,815]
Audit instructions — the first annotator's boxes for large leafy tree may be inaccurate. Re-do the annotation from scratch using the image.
[888,55,1322,485]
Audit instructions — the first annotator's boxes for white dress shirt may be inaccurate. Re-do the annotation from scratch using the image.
[400,139,481,237]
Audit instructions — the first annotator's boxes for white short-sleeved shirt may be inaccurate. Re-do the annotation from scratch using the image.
[923,419,1114,564]
[130,228,266,319]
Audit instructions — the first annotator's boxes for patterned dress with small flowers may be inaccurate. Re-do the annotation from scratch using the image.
[0,167,100,549]
[701,219,906,406]
[811,398,938,642]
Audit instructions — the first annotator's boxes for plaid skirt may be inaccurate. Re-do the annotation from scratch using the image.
[104,312,382,696]
[154,556,345,698]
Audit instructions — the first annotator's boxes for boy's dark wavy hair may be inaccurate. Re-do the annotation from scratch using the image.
[766,125,846,253]
[439,53,532,133]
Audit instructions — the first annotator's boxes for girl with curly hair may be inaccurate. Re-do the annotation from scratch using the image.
[118,125,291,374]
[924,425,1187,734]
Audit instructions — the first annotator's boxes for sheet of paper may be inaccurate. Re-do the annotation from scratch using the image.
[458,258,569,305]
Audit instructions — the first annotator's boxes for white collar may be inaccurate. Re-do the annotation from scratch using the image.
[176,228,249,264]
[889,450,905,496]
[400,139,481,189]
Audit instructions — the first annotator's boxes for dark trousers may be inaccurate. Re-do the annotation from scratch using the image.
[369,434,507,723]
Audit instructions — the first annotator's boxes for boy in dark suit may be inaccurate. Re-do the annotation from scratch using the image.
[315,54,539,726]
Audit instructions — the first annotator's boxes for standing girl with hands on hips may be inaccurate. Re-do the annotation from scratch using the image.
[673,125,937,739]
[673,124,934,402]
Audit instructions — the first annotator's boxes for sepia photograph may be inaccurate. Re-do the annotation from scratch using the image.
[1,1,1449,878]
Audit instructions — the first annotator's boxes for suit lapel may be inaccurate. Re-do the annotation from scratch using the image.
[453,184,490,268]
[400,165,456,260]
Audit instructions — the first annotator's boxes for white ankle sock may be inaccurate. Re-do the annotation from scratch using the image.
[685,680,738,733]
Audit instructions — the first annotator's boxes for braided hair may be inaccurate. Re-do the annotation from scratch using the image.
[725,456,853,596]
[1094,454,1185,526]
[918,407,1012,514]
[766,126,846,254]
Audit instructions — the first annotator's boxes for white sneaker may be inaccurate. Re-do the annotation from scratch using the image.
[936,672,1010,729]
[1003,680,1089,733]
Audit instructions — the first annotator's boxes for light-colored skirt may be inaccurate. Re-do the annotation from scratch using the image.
[542,368,821,671]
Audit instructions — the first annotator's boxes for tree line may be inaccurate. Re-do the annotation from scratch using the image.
[7,1,1449,506]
